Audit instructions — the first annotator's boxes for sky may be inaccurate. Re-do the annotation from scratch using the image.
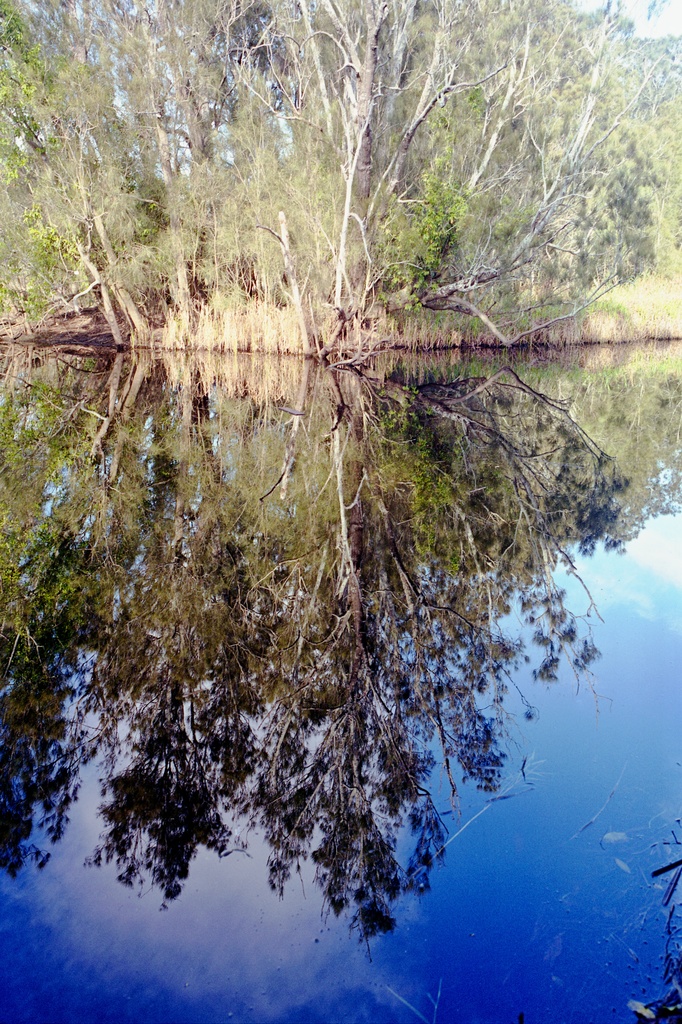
[578,0,682,37]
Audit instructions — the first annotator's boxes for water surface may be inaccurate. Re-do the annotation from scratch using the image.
[0,342,680,1023]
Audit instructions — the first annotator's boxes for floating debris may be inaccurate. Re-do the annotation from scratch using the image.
[602,831,629,845]
[571,764,627,839]
[627,1000,656,1020]
[663,866,682,908]
[652,858,682,879]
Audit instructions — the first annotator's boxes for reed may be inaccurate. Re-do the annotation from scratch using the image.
[152,275,682,354]
[154,301,467,355]
[156,302,306,355]
[385,309,465,350]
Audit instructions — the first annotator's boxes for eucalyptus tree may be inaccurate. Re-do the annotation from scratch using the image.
[233,0,667,344]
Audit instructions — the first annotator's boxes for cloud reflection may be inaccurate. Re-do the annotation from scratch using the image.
[562,513,682,635]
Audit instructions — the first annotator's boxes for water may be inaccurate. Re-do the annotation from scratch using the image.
[0,343,680,1023]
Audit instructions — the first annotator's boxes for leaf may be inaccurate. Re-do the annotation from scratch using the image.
[602,831,628,843]
[615,858,632,874]
[627,1000,655,1020]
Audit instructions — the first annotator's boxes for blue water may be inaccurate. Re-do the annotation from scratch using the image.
[1,512,680,1023]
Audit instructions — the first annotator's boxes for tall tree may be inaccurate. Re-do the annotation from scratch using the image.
[1,0,680,344]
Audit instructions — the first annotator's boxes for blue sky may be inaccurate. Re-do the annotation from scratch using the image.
[579,0,682,37]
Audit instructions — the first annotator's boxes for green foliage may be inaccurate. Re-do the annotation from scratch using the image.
[417,170,467,277]
[0,0,39,63]
[23,204,78,273]
[491,195,534,245]
[0,0,45,156]
[466,86,486,120]
[380,166,468,294]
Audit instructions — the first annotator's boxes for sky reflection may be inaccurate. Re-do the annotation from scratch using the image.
[1,352,681,1023]
[3,514,680,1023]
[562,512,682,634]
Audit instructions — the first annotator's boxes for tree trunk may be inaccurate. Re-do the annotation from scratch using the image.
[76,242,125,348]
[93,214,148,338]
[355,1,387,200]
[156,112,191,315]
[277,212,313,356]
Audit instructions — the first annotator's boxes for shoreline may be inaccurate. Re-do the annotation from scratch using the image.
[2,276,681,356]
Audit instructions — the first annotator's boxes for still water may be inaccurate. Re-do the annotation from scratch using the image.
[0,342,680,1023]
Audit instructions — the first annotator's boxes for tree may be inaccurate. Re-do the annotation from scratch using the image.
[3,0,680,347]
[230,0,674,344]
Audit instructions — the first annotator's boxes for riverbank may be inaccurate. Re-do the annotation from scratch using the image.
[131,273,682,352]
[2,275,681,354]
[388,275,682,349]
[580,275,682,344]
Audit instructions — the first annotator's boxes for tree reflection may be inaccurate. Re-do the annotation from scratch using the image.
[0,345,633,938]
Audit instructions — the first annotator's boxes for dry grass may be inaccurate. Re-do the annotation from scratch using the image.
[155,302,466,355]
[157,303,306,355]
[152,276,682,354]
[580,276,682,343]
[384,309,465,350]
